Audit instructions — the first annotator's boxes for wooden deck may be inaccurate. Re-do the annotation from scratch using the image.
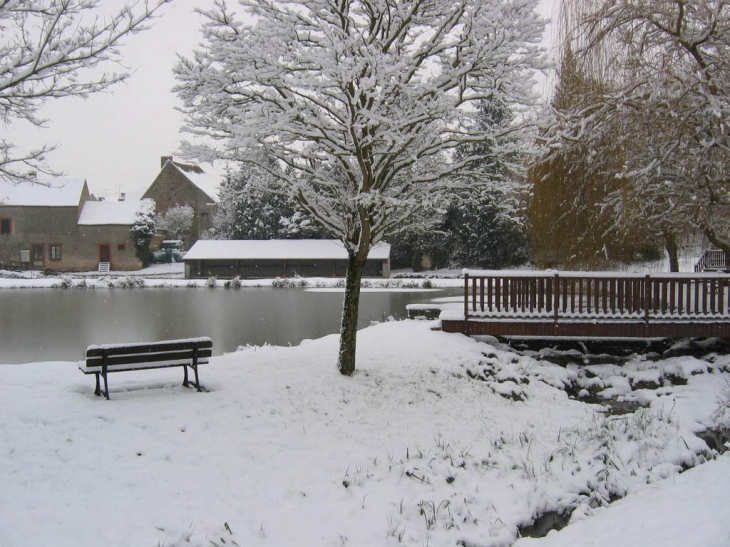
[440,270,730,339]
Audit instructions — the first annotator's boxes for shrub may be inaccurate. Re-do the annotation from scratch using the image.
[224,276,242,289]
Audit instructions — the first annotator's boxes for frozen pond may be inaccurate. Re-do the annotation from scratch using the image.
[0,287,461,364]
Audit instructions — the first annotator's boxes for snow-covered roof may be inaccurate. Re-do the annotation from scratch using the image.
[78,199,151,226]
[0,177,86,207]
[184,240,391,261]
[170,161,219,202]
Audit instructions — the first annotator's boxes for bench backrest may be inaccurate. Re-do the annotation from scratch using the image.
[84,337,213,373]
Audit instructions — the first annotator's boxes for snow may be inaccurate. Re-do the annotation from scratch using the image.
[1,318,729,547]
[184,239,392,261]
[0,176,86,206]
[513,456,730,547]
[86,336,212,351]
[77,199,152,225]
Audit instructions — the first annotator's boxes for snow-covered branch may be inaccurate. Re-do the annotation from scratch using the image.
[0,0,171,183]
[176,0,546,374]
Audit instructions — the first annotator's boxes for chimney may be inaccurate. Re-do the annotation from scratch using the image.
[161,156,173,168]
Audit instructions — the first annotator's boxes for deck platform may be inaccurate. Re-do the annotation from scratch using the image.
[440,270,730,339]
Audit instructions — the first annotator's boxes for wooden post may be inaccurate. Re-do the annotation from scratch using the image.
[644,275,651,336]
[553,273,560,323]
[463,272,469,335]
[479,277,485,312]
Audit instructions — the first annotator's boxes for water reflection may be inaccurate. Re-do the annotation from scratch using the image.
[0,287,458,364]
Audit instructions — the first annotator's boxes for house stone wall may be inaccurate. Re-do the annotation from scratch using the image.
[0,205,141,272]
[77,225,140,271]
[142,162,217,246]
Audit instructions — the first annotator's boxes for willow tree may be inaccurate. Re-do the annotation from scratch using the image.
[528,48,658,269]
[174,0,546,375]
[544,0,730,270]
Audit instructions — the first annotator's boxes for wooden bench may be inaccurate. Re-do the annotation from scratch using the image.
[78,337,213,400]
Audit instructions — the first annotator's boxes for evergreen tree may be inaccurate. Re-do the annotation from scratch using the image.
[129,200,157,267]
[444,191,529,269]
[213,165,323,240]
[392,98,530,271]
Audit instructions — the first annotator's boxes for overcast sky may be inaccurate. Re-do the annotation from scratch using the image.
[5,0,559,201]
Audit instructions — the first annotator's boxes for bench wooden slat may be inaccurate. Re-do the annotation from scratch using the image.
[83,348,212,370]
[85,338,212,359]
[83,356,212,372]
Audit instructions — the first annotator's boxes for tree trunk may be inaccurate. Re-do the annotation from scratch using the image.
[337,251,367,376]
[663,231,679,272]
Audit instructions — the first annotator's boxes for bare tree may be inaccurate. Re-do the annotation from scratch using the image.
[0,0,171,184]
[174,0,547,375]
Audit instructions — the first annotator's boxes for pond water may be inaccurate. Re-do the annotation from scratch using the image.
[0,287,460,364]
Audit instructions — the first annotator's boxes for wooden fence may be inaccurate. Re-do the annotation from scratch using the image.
[440,271,730,339]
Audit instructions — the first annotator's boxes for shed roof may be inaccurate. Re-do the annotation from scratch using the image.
[0,177,86,207]
[184,240,391,261]
[78,199,152,226]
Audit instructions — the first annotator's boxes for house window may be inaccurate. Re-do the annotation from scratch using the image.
[50,244,62,261]
[32,244,44,261]
[118,244,126,252]
[0,218,11,235]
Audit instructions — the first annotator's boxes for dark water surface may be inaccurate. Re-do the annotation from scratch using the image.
[0,287,458,364]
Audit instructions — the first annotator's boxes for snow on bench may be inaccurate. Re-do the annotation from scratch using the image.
[78,337,212,400]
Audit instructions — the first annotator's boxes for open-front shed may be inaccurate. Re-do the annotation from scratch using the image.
[184,239,391,279]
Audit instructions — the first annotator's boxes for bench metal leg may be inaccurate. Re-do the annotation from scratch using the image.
[192,363,201,391]
[183,363,202,391]
[93,370,110,399]
[101,370,110,400]
[183,344,203,392]
[99,356,110,400]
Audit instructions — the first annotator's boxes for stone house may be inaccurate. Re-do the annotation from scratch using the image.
[0,177,148,272]
[142,157,218,247]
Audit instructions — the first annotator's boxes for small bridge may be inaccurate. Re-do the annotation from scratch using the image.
[440,270,730,339]
[695,249,728,272]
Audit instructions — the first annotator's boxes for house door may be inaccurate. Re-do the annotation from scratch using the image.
[99,244,111,263]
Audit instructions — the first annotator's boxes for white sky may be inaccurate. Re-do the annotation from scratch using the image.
[4,0,559,201]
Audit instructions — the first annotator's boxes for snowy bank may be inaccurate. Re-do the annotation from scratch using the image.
[1,320,729,547]
[0,265,462,290]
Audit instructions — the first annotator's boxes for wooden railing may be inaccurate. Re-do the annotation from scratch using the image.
[463,271,730,322]
[694,249,727,272]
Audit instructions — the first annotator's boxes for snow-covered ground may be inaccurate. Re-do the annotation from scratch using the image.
[1,319,729,547]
